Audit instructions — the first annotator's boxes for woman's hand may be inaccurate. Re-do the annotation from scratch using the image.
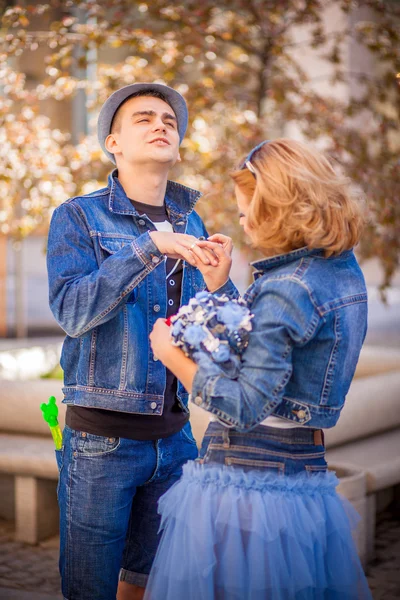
[149,231,220,267]
[195,234,233,292]
[149,318,176,364]
[207,234,234,256]
[150,319,198,392]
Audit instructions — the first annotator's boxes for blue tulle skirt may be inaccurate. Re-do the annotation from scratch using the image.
[144,461,372,600]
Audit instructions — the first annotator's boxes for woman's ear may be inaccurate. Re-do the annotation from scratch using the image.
[176,153,182,163]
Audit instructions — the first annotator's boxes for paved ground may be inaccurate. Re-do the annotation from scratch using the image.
[0,520,61,599]
[0,503,399,599]
[367,506,400,599]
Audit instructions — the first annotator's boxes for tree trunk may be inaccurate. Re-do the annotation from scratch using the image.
[257,45,272,119]
[14,240,27,339]
[0,236,7,337]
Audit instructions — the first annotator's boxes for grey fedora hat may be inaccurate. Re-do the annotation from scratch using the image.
[97,82,189,164]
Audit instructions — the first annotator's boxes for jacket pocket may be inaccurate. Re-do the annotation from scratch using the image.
[98,235,133,255]
[98,235,138,304]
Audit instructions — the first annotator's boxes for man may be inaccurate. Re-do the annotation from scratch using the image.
[47,82,224,600]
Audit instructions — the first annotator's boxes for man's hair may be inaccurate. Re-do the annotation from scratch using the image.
[231,138,366,257]
[110,90,173,134]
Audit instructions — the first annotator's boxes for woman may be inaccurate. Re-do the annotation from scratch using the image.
[146,139,372,599]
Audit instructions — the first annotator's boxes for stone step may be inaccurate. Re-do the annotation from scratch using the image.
[327,428,400,494]
[0,337,63,381]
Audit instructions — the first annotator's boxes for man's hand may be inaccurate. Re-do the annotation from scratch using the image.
[195,234,233,292]
[149,231,220,267]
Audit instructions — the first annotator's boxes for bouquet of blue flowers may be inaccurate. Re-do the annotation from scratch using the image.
[170,291,253,371]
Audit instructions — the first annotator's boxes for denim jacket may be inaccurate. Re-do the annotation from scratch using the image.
[47,170,207,414]
[192,247,368,430]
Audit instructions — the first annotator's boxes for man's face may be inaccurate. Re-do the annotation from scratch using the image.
[105,96,181,167]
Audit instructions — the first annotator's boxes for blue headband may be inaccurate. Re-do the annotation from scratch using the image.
[240,140,270,176]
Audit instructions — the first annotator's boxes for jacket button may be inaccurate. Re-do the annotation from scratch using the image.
[150,402,157,410]
[138,219,146,226]
[297,410,306,420]
[152,256,160,264]
[153,304,160,312]
[194,395,202,406]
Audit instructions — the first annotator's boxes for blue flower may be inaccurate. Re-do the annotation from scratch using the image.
[182,324,207,347]
[171,320,184,336]
[216,304,247,329]
[195,291,210,301]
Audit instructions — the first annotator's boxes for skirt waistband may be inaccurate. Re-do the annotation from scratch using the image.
[205,421,324,446]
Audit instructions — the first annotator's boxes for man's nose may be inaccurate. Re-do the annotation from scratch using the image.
[152,119,167,132]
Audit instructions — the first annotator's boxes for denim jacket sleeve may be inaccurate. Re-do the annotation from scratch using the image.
[47,201,164,338]
[191,276,320,431]
[211,278,240,300]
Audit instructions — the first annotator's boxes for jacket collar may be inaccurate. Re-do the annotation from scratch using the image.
[107,169,201,218]
[251,247,326,276]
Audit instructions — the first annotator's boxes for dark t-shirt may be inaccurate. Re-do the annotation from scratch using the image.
[66,198,188,440]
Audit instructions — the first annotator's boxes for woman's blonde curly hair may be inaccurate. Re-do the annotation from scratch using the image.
[231,138,365,257]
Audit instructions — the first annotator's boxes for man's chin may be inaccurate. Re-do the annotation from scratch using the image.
[120,150,178,168]
[144,150,178,165]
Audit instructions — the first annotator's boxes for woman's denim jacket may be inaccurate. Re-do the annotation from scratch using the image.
[47,171,207,415]
[192,247,368,430]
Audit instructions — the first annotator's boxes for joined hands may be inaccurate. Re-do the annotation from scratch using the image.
[149,231,233,293]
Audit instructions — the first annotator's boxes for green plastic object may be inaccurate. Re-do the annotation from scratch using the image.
[40,395,63,450]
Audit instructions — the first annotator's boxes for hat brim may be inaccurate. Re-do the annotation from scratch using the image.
[97,82,189,164]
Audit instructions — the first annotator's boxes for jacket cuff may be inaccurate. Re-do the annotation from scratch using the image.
[191,368,236,427]
[131,232,165,269]
[191,352,217,408]
[210,278,240,299]
[191,355,236,426]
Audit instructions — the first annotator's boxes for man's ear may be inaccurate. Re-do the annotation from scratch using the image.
[105,133,119,156]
